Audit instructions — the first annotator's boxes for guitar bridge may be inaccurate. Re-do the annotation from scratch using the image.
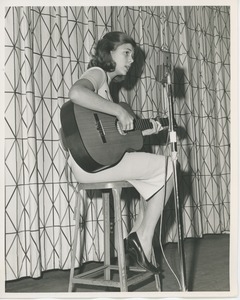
[94,113,106,143]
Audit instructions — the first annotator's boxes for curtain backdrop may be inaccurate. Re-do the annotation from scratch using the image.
[4,6,230,281]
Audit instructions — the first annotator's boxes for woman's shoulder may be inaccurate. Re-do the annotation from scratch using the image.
[80,67,107,90]
[82,66,106,77]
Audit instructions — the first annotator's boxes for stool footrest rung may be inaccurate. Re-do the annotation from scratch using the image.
[71,264,154,288]
[127,272,154,286]
[72,277,121,288]
[109,265,147,273]
[75,265,107,278]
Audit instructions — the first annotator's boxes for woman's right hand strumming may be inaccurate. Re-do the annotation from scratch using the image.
[116,105,135,132]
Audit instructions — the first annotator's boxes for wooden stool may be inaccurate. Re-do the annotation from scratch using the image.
[68,181,161,292]
[59,128,161,292]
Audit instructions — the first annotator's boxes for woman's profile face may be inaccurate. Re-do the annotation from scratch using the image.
[110,43,135,76]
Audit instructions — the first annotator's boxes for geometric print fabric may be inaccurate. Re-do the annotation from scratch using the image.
[4,6,230,280]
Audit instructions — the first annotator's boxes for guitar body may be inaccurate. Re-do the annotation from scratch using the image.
[60,101,143,173]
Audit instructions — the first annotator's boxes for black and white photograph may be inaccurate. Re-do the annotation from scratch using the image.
[1,1,239,299]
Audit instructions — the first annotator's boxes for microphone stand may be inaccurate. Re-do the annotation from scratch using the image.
[161,65,187,292]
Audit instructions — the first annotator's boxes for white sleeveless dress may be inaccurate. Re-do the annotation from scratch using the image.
[68,67,172,200]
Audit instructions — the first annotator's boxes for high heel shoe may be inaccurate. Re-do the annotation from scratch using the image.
[127,232,160,274]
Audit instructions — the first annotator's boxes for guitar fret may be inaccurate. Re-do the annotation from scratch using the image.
[135,119,152,131]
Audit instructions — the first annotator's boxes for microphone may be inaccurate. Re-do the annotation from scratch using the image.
[156,48,172,85]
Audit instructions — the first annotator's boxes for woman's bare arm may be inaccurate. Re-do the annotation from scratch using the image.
[69,78,134,131]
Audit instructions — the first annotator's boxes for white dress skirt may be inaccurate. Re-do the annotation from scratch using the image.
[69,151,173,200]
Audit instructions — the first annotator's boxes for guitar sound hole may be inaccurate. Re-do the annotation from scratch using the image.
[94,113,107,143]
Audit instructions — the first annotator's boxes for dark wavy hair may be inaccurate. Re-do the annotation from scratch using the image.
[88,31,136,72]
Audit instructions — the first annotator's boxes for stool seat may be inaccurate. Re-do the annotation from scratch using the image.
[78,180,133,190]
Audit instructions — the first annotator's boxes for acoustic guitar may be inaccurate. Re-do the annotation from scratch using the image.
[60,101,171,173]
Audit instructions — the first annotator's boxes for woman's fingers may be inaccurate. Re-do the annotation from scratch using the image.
[150,119,162,133]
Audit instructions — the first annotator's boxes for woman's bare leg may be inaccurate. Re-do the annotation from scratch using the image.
[132,174,173,260]
[129,197,145,233]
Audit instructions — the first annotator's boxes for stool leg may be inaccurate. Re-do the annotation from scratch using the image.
[68,192,81,292]
[112,188,128,292]
[103,191,111,281]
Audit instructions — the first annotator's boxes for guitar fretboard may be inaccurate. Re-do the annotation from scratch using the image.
[134,118,170,131]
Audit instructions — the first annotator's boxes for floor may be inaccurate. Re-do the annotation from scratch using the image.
[5,234,230,294]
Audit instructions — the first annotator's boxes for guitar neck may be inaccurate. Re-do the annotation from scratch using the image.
[117,102,172,132]
[134,117,170,131]
[134,119,153,131]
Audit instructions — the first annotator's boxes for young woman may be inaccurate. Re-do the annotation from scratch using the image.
[68,31,173,274]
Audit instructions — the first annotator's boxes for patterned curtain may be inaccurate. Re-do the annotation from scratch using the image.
[5,6,230,281]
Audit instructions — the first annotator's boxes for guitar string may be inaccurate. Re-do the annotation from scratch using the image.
[81,115,168,136]
[81,118,167,132]
[94,119,152,129]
